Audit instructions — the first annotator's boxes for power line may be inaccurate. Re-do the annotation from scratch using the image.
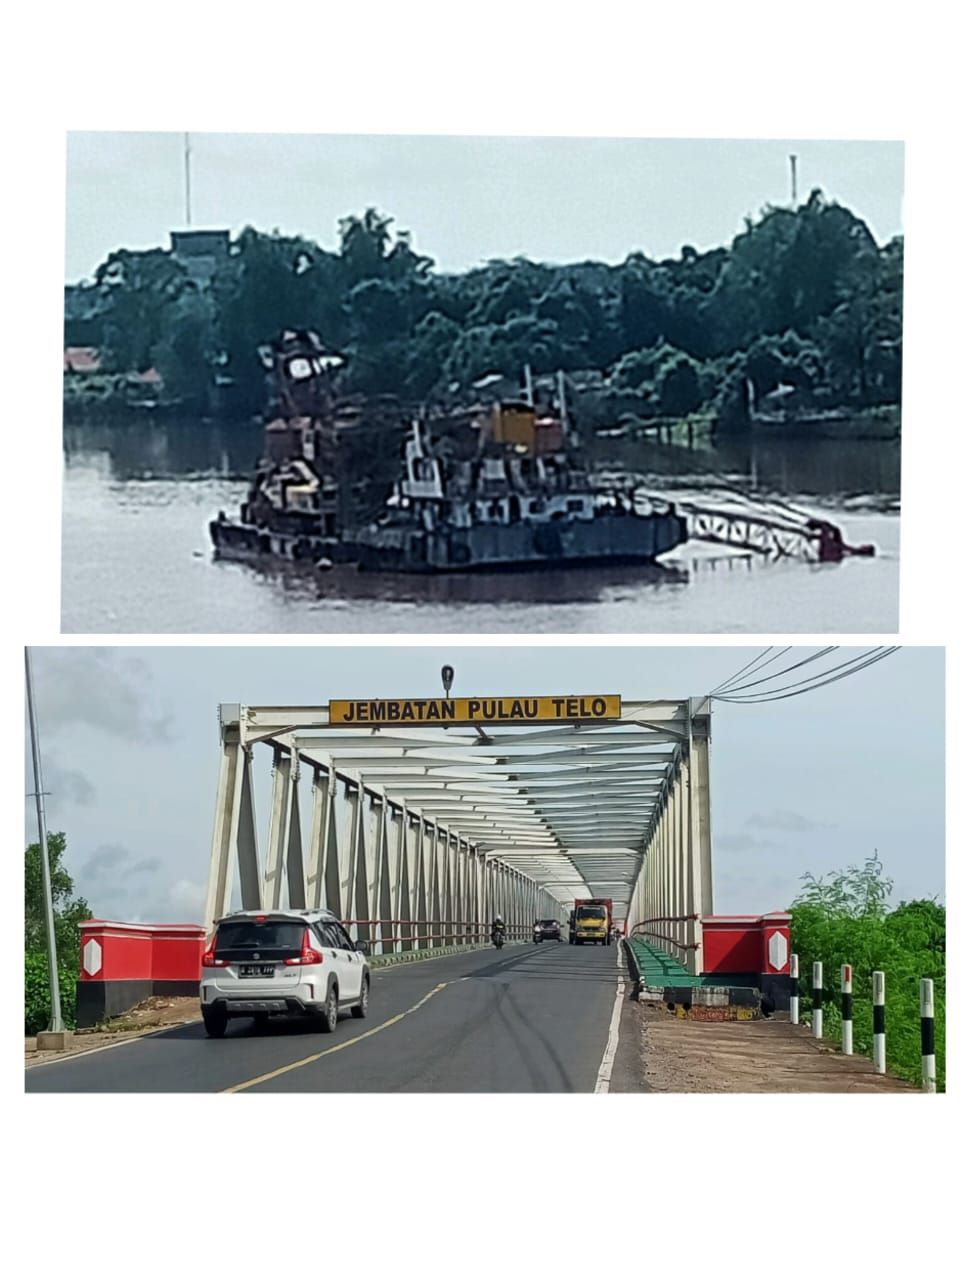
[715,649,899,704]
[712,647,899,705]
[710,645,796,695]
[709,646,775,695]
[716,648,884,701]
[716,646,838,696]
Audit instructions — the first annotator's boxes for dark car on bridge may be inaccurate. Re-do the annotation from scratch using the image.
[534,919,562,941]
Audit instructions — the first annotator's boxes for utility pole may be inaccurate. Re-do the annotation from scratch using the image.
[25,648,64,1035]
[184,132,193,227]
[789,153,798,207]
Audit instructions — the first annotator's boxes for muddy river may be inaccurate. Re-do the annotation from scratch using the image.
[62,420,900,634]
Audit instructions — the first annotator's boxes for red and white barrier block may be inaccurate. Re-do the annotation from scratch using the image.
[700,911,793,1008]
[76,919,206,1027]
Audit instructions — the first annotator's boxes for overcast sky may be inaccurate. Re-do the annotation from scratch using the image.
[65,133,904,283]
[25,646,942,927]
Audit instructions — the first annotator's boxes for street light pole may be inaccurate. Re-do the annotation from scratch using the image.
[25,648,63,1032]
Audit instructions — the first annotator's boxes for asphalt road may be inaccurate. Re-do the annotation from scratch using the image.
[26,941,627,1094]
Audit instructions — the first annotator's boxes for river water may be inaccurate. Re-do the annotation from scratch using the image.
[62,419,900,634]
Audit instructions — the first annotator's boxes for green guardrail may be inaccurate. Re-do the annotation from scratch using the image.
[368,940,528,969]
[625,935,698,987]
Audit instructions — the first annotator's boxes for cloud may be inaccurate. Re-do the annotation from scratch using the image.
[129,857,162,875]
[746,810,832,833]
[43,759,96,807]
[717,833,779,853]
[82,843,131,879]
[81,845,161,882]
[77,857,204,925]
[31,648,174,744]
[168,880,206,921]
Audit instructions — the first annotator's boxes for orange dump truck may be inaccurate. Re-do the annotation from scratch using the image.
[569,898,613,945]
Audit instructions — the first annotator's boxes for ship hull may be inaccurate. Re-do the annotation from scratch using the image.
[355,511,687,573]
[210,510,687,574]
[209,517,353,565]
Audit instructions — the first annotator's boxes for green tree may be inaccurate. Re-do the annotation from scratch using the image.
[150,289,219,407]
[25,833,89,1034]
[405,311,462,398]
[212,227,341,408]
[25,831,91,962]
[338,208,398,284]
[789,853,945,1089]
[95,248,192,372]
[656,352,702,416]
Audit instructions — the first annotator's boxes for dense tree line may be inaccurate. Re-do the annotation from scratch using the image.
[65,191,902,424]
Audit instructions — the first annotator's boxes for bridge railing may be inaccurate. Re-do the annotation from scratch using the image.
[628,915,701,955]
[343,918,531,954]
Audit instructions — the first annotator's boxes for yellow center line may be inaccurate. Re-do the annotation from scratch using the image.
[221,981,451,1094]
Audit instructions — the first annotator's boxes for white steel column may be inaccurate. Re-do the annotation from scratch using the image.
[264,746,292,909]
[306,766,330,909]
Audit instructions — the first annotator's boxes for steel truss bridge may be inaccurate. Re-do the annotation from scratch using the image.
[206,698,713,973]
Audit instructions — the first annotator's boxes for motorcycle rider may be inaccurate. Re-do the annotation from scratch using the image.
[491,914,506,942]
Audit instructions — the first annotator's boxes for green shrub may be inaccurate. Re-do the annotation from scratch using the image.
[25,951,78,1036]
[790,855,945,1090]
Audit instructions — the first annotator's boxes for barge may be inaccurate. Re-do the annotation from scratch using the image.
[210,331,688,572]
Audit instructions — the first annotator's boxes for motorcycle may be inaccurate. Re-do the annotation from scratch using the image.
[491,927,506,950]
[533,925,543,945]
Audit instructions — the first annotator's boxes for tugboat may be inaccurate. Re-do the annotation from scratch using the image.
[210,328,350,565]
[210,332,688,572]
[354,404,686,572]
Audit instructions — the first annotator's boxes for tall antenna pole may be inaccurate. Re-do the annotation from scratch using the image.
[789,153,798,207]
[184,131,192,227]
[25,648,63,1033]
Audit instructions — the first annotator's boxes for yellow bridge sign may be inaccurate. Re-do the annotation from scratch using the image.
[329,695,622,727]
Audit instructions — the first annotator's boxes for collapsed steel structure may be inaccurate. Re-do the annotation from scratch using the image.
[205,698,714,972]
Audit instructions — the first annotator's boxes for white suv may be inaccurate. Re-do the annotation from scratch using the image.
[200,908,370,1038]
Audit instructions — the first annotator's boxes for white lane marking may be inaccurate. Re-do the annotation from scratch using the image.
[594,945,626,1093]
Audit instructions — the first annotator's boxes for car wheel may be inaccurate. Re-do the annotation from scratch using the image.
[352,976,369,1019]
[203,1006,228,1038]
[320,984,339,1033]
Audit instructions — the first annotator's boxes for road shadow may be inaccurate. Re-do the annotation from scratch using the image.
[465,945,620,980]
[154,1012,360,1041]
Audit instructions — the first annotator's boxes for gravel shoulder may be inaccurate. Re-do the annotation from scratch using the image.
[636,1004,916,1093]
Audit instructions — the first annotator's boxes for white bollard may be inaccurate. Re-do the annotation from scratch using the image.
[872,970,886,1073]
[812,961,823,1038]
[841,964,853,1055]
[790,953,800,1025]
[920,978,936,1094]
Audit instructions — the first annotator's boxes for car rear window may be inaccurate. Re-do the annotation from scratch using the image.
[215,919,306,956]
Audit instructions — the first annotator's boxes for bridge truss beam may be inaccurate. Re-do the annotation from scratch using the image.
[205,699,713,968]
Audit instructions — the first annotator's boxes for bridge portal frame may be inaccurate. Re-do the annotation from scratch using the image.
[205,698,713,971]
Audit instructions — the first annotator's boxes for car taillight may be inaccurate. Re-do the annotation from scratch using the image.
[201,940,228,968]
[284,928,323,967]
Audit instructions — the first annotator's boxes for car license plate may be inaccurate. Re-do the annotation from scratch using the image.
[240,964,275,977]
